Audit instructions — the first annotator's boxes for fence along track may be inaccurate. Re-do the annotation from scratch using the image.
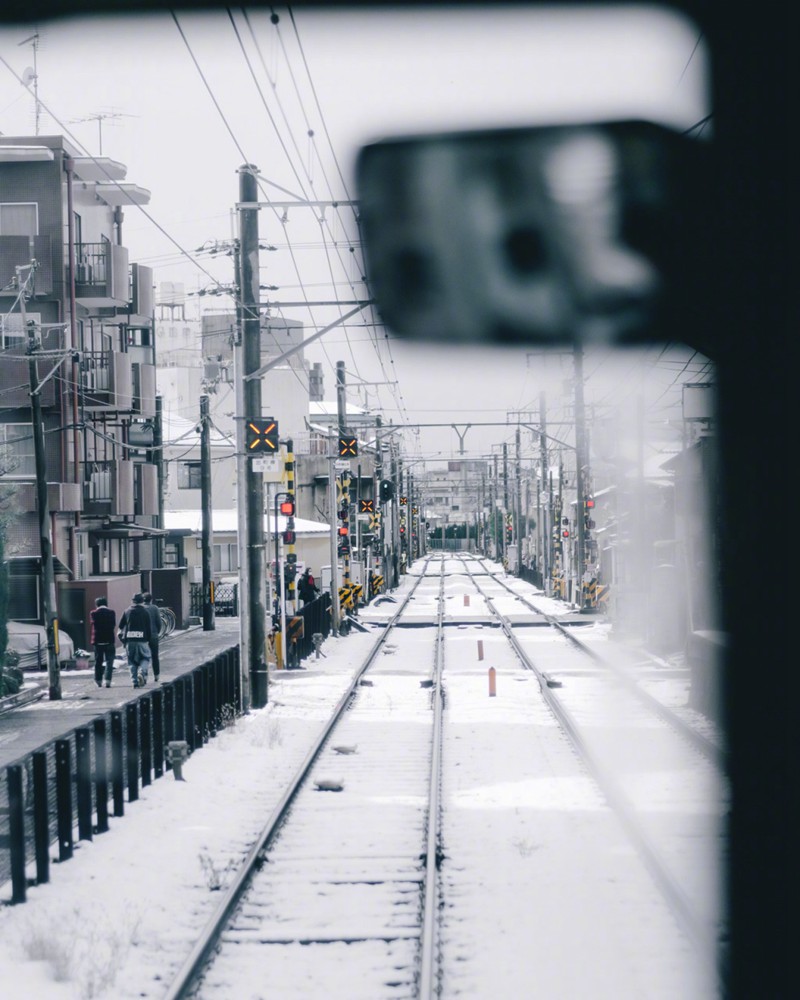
[164,558,439,1000]
[458,554,724,989]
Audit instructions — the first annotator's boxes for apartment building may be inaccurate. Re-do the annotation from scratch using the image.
[0,134,173,647]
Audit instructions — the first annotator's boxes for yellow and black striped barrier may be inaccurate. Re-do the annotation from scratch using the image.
[370,574,384,596]
[351,583,363,606]
[552,574,565,600]
[596,584,610,609]
[582,578,598,608]
[339,585,354,611]
[288,616,305,642]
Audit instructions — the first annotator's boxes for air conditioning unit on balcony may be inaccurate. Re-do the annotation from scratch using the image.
[76,260,93,283]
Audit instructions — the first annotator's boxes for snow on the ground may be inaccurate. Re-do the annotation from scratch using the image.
[0,567,721,999]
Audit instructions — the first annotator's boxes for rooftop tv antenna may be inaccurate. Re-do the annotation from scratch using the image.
[18,30,41,135]
[70,109,138,155]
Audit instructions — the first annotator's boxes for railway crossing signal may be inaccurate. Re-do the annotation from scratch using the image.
[245,418,279,452]
[279,497,295,516]
[338,435,358,457]
[359,498,375,513]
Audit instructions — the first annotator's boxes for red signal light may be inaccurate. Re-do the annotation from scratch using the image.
[279,498,295,516]
[338,526,349,537]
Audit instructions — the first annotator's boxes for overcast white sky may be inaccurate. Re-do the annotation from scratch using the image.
[0,4,710,457]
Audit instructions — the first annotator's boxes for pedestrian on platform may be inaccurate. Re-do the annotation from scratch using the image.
[298,567,319,606]
[117,593,152,687]
[90,596,117,688]
[142,592,161,681]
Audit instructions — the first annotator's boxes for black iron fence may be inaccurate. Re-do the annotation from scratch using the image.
[1,646,240,905]
[189,582,239,618]
[283,592,332,667]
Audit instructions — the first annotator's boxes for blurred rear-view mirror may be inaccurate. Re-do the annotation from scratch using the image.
[356,120,712,349]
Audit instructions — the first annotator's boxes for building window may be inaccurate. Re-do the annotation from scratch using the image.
[213,543,238,574]
[163,541,181,566]
[0,202,38,236]
[1,312,40,349]
[0,423,36,477]
[177,461,202,490]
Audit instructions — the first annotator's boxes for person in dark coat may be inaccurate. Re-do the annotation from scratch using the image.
[90,596,117,687]
[142,592,161,681]
[117,593,152,687]
[298,567,319,605]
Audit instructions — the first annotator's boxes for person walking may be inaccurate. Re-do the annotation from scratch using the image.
[142,592,162,681]
[90,596,117,687]
[117,593,152,687]
[298,567,319,606]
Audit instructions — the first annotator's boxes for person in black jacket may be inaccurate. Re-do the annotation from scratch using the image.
[117,593,152,687]
[142,592,161,681]
[90,596,117,687]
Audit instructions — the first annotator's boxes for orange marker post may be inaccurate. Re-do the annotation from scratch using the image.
[477,639,484,661]
[488,666,497,697]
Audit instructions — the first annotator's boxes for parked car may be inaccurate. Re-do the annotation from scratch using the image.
[6,621,75,670]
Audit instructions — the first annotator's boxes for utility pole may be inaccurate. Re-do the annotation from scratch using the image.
[515,426,522,553]
[502,443,509,564]
[573,345,589,605]
[335,361,352,595]
[539,393,550,587]
[238,164,267,708]
[20,274,60,699]
[199,394,215,631]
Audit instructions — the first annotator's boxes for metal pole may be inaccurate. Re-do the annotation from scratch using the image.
[200,394,215,630]
[573,345,588,604]
[21,285,61,699]
[328,453,340,635]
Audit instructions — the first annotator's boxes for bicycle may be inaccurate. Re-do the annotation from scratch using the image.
[157,605,177,638]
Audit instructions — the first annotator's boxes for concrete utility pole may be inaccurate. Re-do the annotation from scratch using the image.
[573,345,589,603]
[238,164,267,708]
[539,393,549,586]
[335,361,352,594]
[20,278,60,700]
[199,394,215,631]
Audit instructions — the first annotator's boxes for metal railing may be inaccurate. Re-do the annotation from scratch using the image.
[1,647,241,905]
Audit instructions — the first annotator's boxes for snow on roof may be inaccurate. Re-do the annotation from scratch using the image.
[164,509,329,534]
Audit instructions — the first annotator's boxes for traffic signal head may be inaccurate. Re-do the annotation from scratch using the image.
[338,436,358,457]
[379,479,394,502]
[359,499,374,513]
[282,529,296,545]
[246,418,279,452]
[399,495,408,506]
[338,525,349,537]
[279,497,295,516]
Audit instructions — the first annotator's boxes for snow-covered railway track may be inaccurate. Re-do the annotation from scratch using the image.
[457,554,726,991]
[472,557,725,768]
[165,558,446,1000]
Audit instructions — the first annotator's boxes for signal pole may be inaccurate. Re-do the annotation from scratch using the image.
[200,393,215,631]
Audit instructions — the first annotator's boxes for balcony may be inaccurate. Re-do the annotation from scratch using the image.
[130,263,154,321]
[83,460,134,516]
[4,481,82,514]
[81,350,133,411]
[75,241,129,307]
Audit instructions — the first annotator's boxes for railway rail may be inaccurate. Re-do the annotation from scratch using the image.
[165,556,446,999]
[457,553,727,989]
[152,553,725,998]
